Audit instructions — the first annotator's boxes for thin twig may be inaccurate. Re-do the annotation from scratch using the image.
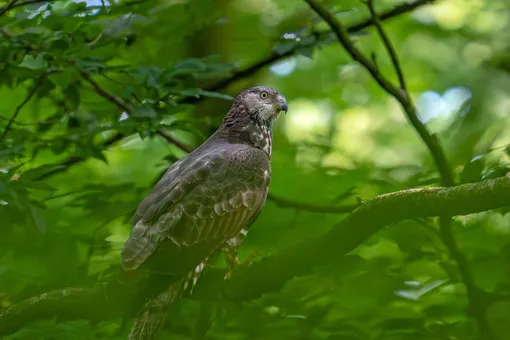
[155,129,193,153]
[79,69,193,156]
[0,0,50,16]
[367,0,408,94]
[0,0,18,17]
[0,115,35,126]
[0,78,42,141]
[35,133,125,180]
[79,69,133,113]
[304,0,493,338]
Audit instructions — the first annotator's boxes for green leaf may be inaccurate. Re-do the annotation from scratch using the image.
[36,78,57,98]
[19,54,48,71]
[50,137,69,155]
[296,46,314,59]
[273,40,298,55]
[48,69,80,88]
[89,146,109,164]
[459,156,484,183]
[0,67,14,88]
[174,58,207,72]
[30,205,47,233]
[0,145,24,160]
[132,106,157,118]
[64,85,80,111]
[20,165,67,182]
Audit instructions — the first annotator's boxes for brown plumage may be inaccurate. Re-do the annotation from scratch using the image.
[121,86,287,339]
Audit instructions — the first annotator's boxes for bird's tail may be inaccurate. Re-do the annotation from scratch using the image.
[127,274,190,340]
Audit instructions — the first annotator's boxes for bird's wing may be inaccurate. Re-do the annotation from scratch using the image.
[121,143,270,273]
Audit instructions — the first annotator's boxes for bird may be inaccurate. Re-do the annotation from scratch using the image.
[120,86,288,339]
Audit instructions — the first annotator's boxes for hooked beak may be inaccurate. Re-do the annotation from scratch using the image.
[276,96,288,114]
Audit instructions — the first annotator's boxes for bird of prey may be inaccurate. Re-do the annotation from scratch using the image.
[120,86,287,339]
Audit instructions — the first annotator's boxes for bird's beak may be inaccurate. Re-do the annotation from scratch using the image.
[276,96,288,114]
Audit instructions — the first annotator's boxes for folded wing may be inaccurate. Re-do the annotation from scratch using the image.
[121,143,270,276]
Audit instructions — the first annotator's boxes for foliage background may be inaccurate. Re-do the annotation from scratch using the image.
[1,0,510,339]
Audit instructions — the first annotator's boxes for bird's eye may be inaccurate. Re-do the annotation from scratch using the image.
[260,92,268,99]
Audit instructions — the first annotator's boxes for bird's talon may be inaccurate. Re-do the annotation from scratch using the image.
[223,251,260,280]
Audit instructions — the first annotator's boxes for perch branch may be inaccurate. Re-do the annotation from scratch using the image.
[217,175,510,300]
[2,175,510,335]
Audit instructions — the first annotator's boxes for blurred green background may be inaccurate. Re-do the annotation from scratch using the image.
[1,0,510,339]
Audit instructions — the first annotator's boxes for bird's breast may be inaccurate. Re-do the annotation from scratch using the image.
[249,124,273,158]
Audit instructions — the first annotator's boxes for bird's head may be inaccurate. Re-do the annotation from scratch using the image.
[233,86,287,125]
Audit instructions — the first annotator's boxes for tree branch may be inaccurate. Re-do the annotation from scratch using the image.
[305,0,452,186]
[304,0,492,337]
[35,132,125,180]
[204,0,437,96]
[79,70,193,154]
[79,69,133,113]
[155,128,193,153]
[3,175,510,336]
[365,1,493,335]
[217,175,510,301]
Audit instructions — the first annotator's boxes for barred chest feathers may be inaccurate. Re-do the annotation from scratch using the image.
[247,123,273,158]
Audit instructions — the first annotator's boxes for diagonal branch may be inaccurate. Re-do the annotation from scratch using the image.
[305,0,453,186]
[304,0,493,338]
[0,77,42,141]
[79,69,133,113]
[79,69,193,153]
[205,0,438,96]
[0,0,18,17]
[31,70,191,181]
[3,175,510,335]
[155,128,193,153]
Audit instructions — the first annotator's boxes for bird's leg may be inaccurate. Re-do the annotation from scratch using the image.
[188,260,207,293]
[221,228,259,279]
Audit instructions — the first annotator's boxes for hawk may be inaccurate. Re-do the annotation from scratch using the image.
[120,86,287,339]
